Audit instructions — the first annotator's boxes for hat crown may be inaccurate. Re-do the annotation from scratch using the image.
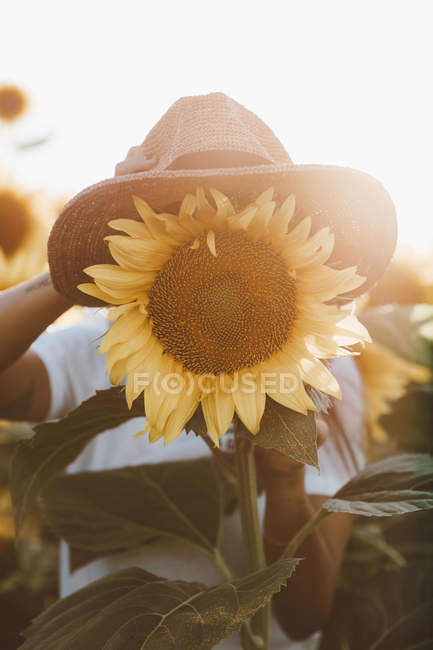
[142,92,292,171]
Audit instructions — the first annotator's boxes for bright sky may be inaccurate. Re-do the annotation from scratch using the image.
[1,0,432,252]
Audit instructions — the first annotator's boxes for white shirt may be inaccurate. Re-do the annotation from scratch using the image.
[32,309,366,650]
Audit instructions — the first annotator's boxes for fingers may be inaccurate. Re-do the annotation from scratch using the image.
[114,145,158,176]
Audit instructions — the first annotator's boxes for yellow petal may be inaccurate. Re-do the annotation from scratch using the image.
[286,227,334,269]
[106,302,140,321]
[178,215,205,239]
[335,315,372,344]
[299,265,366,300]
[133,422,150,439]
[201,388,235,446]
[85,264,151,289]
[304,334,353,359]
[99,307,147,354]
[108,218,152,239]
[179,192,197,217]
[148,427,164,443]
[196,186,213,211]
[77,283,127,305]
[209,188,235,218]
[85,265,155,301]
[125,365,149,408]
[105,235,173,272]
[206,229,217,257]
[105,323,152,369]
[124,335,164,374]
[285,216,311,246]
[144,355,177,427]
[94,281,149,302]
[267,387,314,415]
[132,195,167,238]
[298,357,342,399]
[163,384,201,445]
[269,193,296,235]
[259,355,317,413]
[228,205,258,232]
[232,371,265,434]
[255,187,275,205]
[153,212,193,242]
[109,357,129,385]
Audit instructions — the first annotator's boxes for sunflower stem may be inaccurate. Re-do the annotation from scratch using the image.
[235,426,269,650]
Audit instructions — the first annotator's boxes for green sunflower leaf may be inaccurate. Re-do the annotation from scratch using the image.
[236,397,319,470]
[10,386,142,536]
[323,453,433,517]
[19,561,299,650]
[41,457,236,572]
[319,511,433,650]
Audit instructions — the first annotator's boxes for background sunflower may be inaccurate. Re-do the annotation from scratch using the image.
[0,172,53,290]
[0,84,29,124]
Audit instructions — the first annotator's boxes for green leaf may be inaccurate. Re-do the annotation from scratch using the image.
[19,560,299,649]
[359,304,433,366]
[237,397,319,470]
[10,387,142,536]
[320,508,433,650]
[370,599,433,650]
[41,457,236,572]
[185,404,208,437]
[323,453,433,517]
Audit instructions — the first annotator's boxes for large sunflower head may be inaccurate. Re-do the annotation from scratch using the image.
[79,187,371,446]
[0,84,29,123]
[0,174,52,289]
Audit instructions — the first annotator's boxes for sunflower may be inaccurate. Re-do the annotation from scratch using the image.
[356,341,431,442]
[79,187,370,446]
[0,173,52,289]
[0,84,29,123]
[368,246,433,308]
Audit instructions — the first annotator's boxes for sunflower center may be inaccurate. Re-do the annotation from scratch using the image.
[148,230,296,375]
[0,192,32,255]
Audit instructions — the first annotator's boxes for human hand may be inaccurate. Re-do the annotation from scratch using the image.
[255,414,330,486]
[114,145,157,176]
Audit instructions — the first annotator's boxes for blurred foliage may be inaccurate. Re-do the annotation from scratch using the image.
[320,305,433,649]
[368,248,433,310]
[0,421,58,650]
[320,510,433,650]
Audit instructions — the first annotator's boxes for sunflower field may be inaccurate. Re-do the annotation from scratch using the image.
[1,71,433,650]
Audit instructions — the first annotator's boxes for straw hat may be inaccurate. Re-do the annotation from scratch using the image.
[48,92,397,306]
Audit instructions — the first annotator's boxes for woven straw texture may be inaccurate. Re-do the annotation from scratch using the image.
[48,93,397,306]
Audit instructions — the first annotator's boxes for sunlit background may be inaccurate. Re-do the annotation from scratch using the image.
[1,0,432,253]
[1,4,433,649]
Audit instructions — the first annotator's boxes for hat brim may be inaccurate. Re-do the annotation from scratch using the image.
[48,163,397,306]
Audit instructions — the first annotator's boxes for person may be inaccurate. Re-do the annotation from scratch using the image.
[0,93,396,649]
